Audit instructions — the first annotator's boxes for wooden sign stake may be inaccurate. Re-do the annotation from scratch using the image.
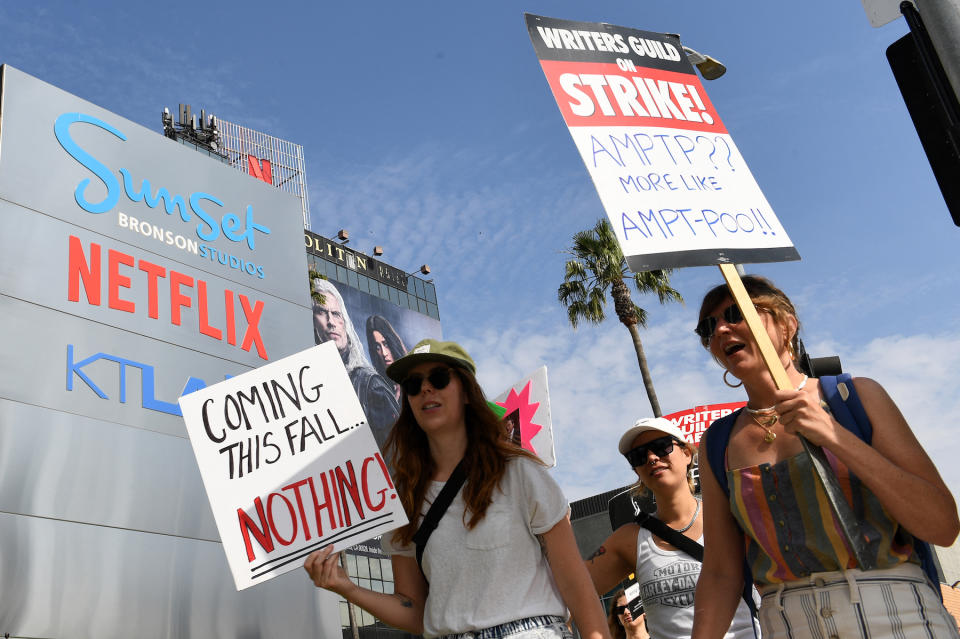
[717,263,875,569]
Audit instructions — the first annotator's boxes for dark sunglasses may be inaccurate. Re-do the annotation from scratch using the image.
[624,435,680,467]
[401,366,454,396]
[694,304,744,345]
[613,605,628,616]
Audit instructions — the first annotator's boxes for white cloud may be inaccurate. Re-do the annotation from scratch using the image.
[462,304,731,501]
[842,332,960,505]
[466,308,960,507]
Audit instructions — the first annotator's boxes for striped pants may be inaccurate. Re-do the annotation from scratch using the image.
[756,563,959,639]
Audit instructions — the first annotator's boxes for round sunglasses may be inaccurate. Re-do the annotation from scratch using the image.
[401,366,454,396]
[694,304,744,346]
[623,435,682,467]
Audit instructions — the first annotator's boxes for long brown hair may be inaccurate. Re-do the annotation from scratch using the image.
[607,588,627,639]
[386,365,541,546]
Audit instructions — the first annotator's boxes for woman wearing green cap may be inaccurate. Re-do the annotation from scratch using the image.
[304,339,610,639]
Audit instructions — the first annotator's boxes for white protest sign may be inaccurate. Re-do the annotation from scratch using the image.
[861,0,910,27]
[526,14,800,272]
[178,341,407,590]
[493,366,556,467]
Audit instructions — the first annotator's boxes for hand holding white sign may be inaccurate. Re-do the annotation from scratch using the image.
[179,341,408,590]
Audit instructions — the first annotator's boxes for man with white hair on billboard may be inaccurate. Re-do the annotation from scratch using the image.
[311,277,401,452]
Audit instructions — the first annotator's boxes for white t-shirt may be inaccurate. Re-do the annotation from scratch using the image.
[381,456,570,637]
[635,526,758,639]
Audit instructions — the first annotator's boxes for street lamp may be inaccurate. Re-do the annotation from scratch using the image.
[682,45,727,80]
[406,264,431,277]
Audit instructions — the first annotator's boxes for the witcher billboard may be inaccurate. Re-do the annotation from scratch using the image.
[307,270,443,453]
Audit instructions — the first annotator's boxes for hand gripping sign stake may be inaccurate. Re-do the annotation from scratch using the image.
[718,264,876,571]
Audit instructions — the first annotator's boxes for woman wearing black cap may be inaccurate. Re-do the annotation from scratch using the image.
[585,418,758,639]
[305,339,610,639]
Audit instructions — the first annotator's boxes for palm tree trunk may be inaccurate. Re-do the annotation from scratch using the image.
[627,322,662,417]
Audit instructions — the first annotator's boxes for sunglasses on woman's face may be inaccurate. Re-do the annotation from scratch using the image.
[694,304,744,345]
[624,435,680,467]
[401,366,453,396]
[613,605,628,616]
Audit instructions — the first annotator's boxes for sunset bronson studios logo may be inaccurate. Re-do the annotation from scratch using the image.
[54,113,271,279]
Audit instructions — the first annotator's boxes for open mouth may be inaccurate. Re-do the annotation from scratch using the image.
[724,343,746,356]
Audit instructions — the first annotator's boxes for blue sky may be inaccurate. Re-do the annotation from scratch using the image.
[5,1,960,504]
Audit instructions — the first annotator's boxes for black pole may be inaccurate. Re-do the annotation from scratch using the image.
[901,2,960,132]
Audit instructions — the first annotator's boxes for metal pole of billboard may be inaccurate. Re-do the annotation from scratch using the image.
[340,552,361,639]
[718,263,875,570]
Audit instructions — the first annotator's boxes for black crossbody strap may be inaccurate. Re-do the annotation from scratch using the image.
[636,512,759,621]
[635,512,704,562]
[413,459,468,577]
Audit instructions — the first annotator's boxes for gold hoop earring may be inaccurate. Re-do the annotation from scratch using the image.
[723,370,743,388]
[787,340,796,361]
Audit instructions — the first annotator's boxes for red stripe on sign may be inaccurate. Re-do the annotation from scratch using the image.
[540,60,727,133]
[663,401,746,445]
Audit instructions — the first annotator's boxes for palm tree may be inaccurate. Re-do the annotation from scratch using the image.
[309,268,326,305]
[558,218,682,417]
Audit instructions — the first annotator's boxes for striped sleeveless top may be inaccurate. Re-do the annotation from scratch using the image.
[727,446,918,584]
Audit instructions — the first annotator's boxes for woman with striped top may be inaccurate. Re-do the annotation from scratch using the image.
[689,276,959,639]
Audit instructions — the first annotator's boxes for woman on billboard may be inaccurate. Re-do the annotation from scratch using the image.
[312,278,400,451]
[366,314,407,404]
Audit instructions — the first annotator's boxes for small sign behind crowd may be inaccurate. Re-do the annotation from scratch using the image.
[179,342,407,590]
[491,367,556,467]
[663,401,747,445]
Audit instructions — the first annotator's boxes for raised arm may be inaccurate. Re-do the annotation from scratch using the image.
[690,433,749,639]
[542,516,612,639]
[304,545,428,634]
[776,377,959,546]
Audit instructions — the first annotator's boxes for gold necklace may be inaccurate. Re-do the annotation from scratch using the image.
[750,412,778,443]
[746,375,808,444]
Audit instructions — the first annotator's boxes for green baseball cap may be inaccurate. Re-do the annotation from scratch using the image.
[385,338,477,383]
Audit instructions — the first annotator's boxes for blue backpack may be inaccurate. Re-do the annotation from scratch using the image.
[702,373,942,599]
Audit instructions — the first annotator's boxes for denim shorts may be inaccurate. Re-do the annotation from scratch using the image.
[439,615,572,639]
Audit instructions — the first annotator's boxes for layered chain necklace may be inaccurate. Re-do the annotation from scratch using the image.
[745,375,808,443]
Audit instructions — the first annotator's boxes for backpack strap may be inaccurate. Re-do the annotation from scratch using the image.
[412,459,467,581]
[634,509,758,621]
[635,512,704,562]
[820,373,871,442]
[703,409,741,499]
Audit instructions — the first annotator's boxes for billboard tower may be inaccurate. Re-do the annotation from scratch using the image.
[217,115,312,230]
[0,66,333,637]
